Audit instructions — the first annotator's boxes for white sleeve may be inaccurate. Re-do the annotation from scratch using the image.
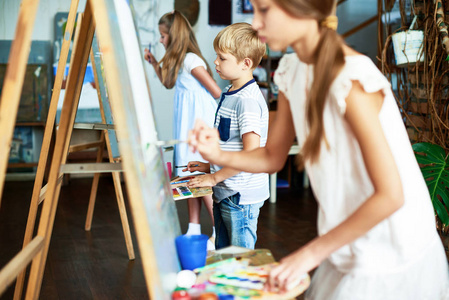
[273,53,297,96]
[184,53,207,74]
[330,57,392,115]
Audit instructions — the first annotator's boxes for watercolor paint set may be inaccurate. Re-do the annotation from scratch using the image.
[183,258,271,298]
[208,269,267,290]
[170,175,213,201]
[172,186,193,200]
[172,257,311,299]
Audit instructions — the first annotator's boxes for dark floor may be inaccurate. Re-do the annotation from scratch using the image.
[0,172,317,300]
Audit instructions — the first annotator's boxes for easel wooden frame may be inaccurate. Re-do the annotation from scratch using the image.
[3,0,181,298]
[23,5,97,298]
[12,1,134,298]
[0,0,43,296]
[12,1,79,297]
[0,0,41,207]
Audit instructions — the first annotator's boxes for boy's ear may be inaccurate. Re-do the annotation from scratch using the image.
[242,57,253,70]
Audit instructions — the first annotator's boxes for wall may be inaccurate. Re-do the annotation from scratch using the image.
[0,0,380,145]
[0,0,87,40]
[337,0,379,61]
[139,0,228,142]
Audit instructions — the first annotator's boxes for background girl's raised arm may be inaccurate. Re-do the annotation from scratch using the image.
[144,48,163,84]
[191,66,222,98]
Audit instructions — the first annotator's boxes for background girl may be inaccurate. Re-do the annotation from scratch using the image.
[188,0,449,298]
[144,11,221,249]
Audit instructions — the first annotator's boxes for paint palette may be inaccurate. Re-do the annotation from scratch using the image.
[172,186,193,200]
[190,257,310,299]
[208,267,268,290]
[197,258,269,290]
[170,175,213,201]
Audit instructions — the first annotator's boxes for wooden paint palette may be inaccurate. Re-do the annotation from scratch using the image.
[192,258,310,299]
[170,175,213,200]
[208,265,268,290]
[172,186,193,200]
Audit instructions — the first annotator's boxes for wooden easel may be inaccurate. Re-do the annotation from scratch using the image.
[0,0,43,296]
[0,0,41,208]
[12,1,134,298]
[84,37,134,254]
[2,0,182,299]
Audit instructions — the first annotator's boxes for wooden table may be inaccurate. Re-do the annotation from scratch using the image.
[269,144,309,203]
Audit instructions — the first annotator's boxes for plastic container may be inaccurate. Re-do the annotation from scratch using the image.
[392,16,424,67]
[175,234,208,270]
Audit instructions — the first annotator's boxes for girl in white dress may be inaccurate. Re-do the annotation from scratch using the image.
[144,11,221,249]
[187,0,449,298]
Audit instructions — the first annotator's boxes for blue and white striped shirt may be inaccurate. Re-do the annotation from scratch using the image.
[211,79,269,204]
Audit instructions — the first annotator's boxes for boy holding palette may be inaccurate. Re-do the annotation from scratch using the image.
[184,23,269,250]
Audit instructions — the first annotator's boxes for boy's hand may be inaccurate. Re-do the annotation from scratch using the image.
[182,161,210,173]
[188,120,222,164]
[187,174,217,187]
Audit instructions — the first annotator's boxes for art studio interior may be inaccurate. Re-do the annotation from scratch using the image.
[1,0,449,299]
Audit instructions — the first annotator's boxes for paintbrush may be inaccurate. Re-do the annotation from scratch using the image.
[153,140,186,147]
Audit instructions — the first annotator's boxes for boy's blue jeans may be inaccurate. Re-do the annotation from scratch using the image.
[213,193,265,250]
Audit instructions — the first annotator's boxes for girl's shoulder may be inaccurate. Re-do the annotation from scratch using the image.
[338,55,390,91]
[276,53,300,75]
[184,52,207,73]
[184,52,200,60]
[273,53,301,94]
[331,55,392,114]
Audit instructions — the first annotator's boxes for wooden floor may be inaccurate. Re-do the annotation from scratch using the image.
[0,172,317,300]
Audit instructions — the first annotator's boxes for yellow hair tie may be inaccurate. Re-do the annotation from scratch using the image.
[321,16,338,30]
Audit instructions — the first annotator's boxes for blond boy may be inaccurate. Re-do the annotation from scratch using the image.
[186,23,269,249]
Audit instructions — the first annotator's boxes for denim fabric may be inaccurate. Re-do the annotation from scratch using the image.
[217,117,231,142]
[213,193,265,250]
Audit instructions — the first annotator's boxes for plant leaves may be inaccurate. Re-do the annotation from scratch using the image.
[413,142,449,227]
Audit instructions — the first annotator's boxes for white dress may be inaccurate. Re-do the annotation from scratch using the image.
[173,53,218,177]
[274,53,449,300]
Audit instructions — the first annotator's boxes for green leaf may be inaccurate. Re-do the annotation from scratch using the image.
[434,198,449,226]
[412,142,449,227]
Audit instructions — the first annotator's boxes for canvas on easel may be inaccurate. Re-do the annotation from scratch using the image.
[0,0,182,299]
[20,0,181,299]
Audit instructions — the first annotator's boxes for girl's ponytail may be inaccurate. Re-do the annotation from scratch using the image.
[273,0,343,169]
[300,26,344,166]
[158,11,213,89]
[159,11,188,88]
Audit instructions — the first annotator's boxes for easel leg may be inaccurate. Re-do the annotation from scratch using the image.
[85,132,106,231]
[25,5,95,298]
[0,0,41,206]
[89,45,135,260]
[112,171,135,260]
[13,1,80,299]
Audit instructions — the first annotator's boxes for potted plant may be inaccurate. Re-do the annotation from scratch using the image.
[412,142,449,257]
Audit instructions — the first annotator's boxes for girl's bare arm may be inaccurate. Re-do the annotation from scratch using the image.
[191,66,222,98]
[144,48,163,83]
[188,91,296,174]
[267,81,405,292]
[188,130,263,187]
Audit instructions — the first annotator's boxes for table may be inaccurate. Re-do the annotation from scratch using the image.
[269,144,309,203]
